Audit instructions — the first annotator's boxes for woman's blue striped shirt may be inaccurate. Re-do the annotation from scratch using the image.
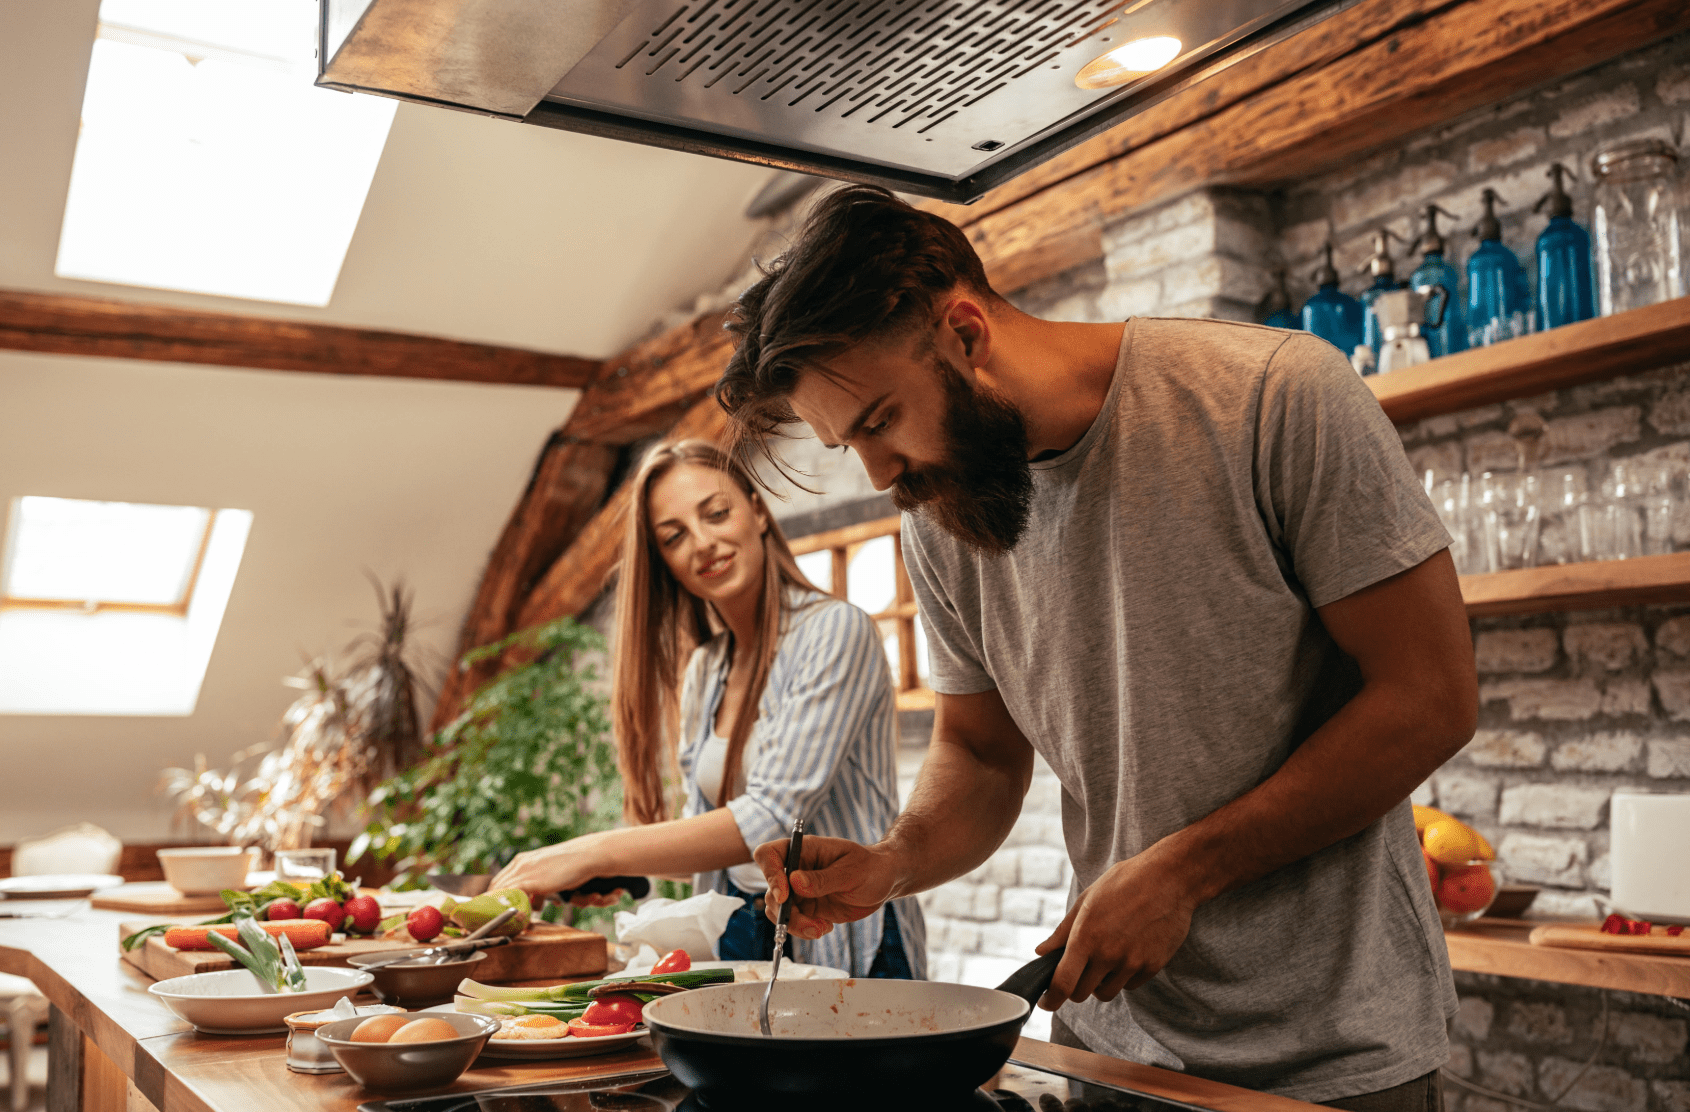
[678,589,927,978]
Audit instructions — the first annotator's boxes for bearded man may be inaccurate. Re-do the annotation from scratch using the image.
[716,185,1477,1111]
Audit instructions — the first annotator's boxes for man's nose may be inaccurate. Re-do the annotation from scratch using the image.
[856,443,905,492]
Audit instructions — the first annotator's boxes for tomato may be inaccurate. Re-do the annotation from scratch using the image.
[581,994,644,1027]
[567,1017,635,1038]
[651,948,691,974]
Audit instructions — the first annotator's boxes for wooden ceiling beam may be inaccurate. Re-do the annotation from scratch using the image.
[562,312,735,445]
[515,396,731,632]
[0,289,600,389]
[946,0,1689,295]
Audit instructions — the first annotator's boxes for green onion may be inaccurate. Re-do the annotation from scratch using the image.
[455,967,731,1004]
[453,996,587,1019]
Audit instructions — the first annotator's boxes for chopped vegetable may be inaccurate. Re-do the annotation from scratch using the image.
[1601,914,1626,935]
[277,931,308,993]
[567,1017,634,1038]
[453,996,587,1021]
[1668,925,1684,937]
[163,919,331,952]
[650,949,691,974]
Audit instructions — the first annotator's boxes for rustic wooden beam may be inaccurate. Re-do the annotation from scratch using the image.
[953,0,1689,294]
[515,396,730,631]
[429,434,619,734]
[563,313,735,445]
[0,289,600,389]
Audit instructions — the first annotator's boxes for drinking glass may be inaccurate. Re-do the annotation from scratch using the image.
[1537,468,1588,566]
[1485,472,1541,571]
[1642,464,1677,556]
[275,848,336,886]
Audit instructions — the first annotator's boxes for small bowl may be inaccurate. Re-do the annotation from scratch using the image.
[315,1011,500,1091]
[346,950,487,1007]
[284,1004,406,1074]
[148,966,375,1034]
[156,847,254,896]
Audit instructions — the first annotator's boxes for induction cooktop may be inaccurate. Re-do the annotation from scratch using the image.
[356,1059,1210,1112]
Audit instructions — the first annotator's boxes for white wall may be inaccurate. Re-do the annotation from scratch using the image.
[0,351,575,842]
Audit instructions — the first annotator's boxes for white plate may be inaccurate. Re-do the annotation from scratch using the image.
[148,967,374,1035]
[609,959,849,983]
[419,1006,649,1059]
[0,874,124,900]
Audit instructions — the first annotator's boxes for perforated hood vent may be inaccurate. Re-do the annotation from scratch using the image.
[318,0,1341,203]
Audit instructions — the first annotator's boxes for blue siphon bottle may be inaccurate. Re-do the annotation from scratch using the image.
[1466,187,1533,347]
[1358,229,1405,365]
[1409,203,1465,359]
[1300,243,1364,363]
[1260,268,1300,330]
[1533,162,1596,330]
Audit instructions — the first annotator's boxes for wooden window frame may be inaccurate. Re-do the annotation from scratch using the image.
[788,515,934,712]
[0,507,219,618]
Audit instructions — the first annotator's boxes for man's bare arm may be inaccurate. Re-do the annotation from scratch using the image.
[1036,549,1477,1007]
[756,687,1035,938]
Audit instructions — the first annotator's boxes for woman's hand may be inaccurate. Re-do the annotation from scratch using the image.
[489,836,627,908]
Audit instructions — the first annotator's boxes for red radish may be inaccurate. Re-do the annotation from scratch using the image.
[303,897,344,927]
[407,905,445,943]
[265,898,302,921]
[343,894,382,935]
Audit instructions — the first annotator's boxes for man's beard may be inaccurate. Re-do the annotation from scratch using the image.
[889,354,1033,554]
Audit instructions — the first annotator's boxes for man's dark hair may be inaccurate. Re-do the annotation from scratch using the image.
[716,185,999,463]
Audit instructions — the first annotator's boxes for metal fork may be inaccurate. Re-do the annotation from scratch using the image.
[759,819,805,1037]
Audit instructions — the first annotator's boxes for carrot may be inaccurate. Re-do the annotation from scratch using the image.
[164,919,331,952]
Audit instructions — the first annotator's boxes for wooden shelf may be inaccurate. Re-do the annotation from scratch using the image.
[1460,552,1690,617]
[1369,297,1690,424]
[1446,921,1690,998]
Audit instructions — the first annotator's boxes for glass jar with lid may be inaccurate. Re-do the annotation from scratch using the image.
[1590,138,1685,314]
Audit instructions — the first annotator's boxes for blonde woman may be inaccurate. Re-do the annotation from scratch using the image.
[492,440,924,977]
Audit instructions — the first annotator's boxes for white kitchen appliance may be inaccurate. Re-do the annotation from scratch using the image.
[1610,790,1690,924]
[1374,286,1449,375]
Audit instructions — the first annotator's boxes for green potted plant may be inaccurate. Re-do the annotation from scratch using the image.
[351,617,635,922]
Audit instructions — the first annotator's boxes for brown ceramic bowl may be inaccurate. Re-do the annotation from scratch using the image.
[1487,885,1540,919]
[346,949,487,1007]
[315,1011,499,1092]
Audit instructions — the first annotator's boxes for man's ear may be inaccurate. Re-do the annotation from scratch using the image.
[941,295,993,372]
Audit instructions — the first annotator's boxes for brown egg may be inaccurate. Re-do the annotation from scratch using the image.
[387,1018,459,1044]
[349,1014,410,1043]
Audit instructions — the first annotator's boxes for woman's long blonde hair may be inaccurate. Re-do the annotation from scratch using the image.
[611,439,819,825]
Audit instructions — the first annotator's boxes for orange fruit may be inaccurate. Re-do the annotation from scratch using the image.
[1422,819,1496,865]
[1437,863,1496,914]
[349,1014,409,1043]
[1423,850,1441,892]
[1413,805,1453,838]
[388,1018,459,1043]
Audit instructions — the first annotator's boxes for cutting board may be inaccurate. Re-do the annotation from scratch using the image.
[92,882,227,915]
[1529,922,1690,957]
[119,920,608,983]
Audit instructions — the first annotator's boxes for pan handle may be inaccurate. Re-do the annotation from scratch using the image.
[995,947,1064,1007]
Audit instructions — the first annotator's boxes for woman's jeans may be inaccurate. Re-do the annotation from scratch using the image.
[717,879,914,978]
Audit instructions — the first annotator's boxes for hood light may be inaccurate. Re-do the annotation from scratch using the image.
[1075,35,1182,90]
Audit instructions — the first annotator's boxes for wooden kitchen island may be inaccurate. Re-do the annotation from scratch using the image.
[1,908,1318,1112]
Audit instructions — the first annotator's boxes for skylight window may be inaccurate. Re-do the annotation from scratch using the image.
[54,0,396,307]
[0,497,253,716]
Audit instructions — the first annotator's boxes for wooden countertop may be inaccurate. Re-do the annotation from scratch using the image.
[1445,919,1690,998]
[0,907,1318,1112]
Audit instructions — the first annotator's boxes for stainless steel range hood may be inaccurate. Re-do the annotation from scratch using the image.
[317,0,1344,203]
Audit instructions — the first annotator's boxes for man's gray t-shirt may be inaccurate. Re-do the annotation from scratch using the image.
[902,317,1458,1103]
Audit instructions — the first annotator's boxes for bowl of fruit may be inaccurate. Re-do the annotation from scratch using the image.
[1415,806,1498,928]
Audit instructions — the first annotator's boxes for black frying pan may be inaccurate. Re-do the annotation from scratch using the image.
[642,948,1063,1105]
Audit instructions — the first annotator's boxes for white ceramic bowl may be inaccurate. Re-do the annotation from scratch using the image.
[148,967,374,1034]
[156,847,254,896]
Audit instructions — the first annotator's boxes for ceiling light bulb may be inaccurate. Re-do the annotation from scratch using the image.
[1075,35,1182,90]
